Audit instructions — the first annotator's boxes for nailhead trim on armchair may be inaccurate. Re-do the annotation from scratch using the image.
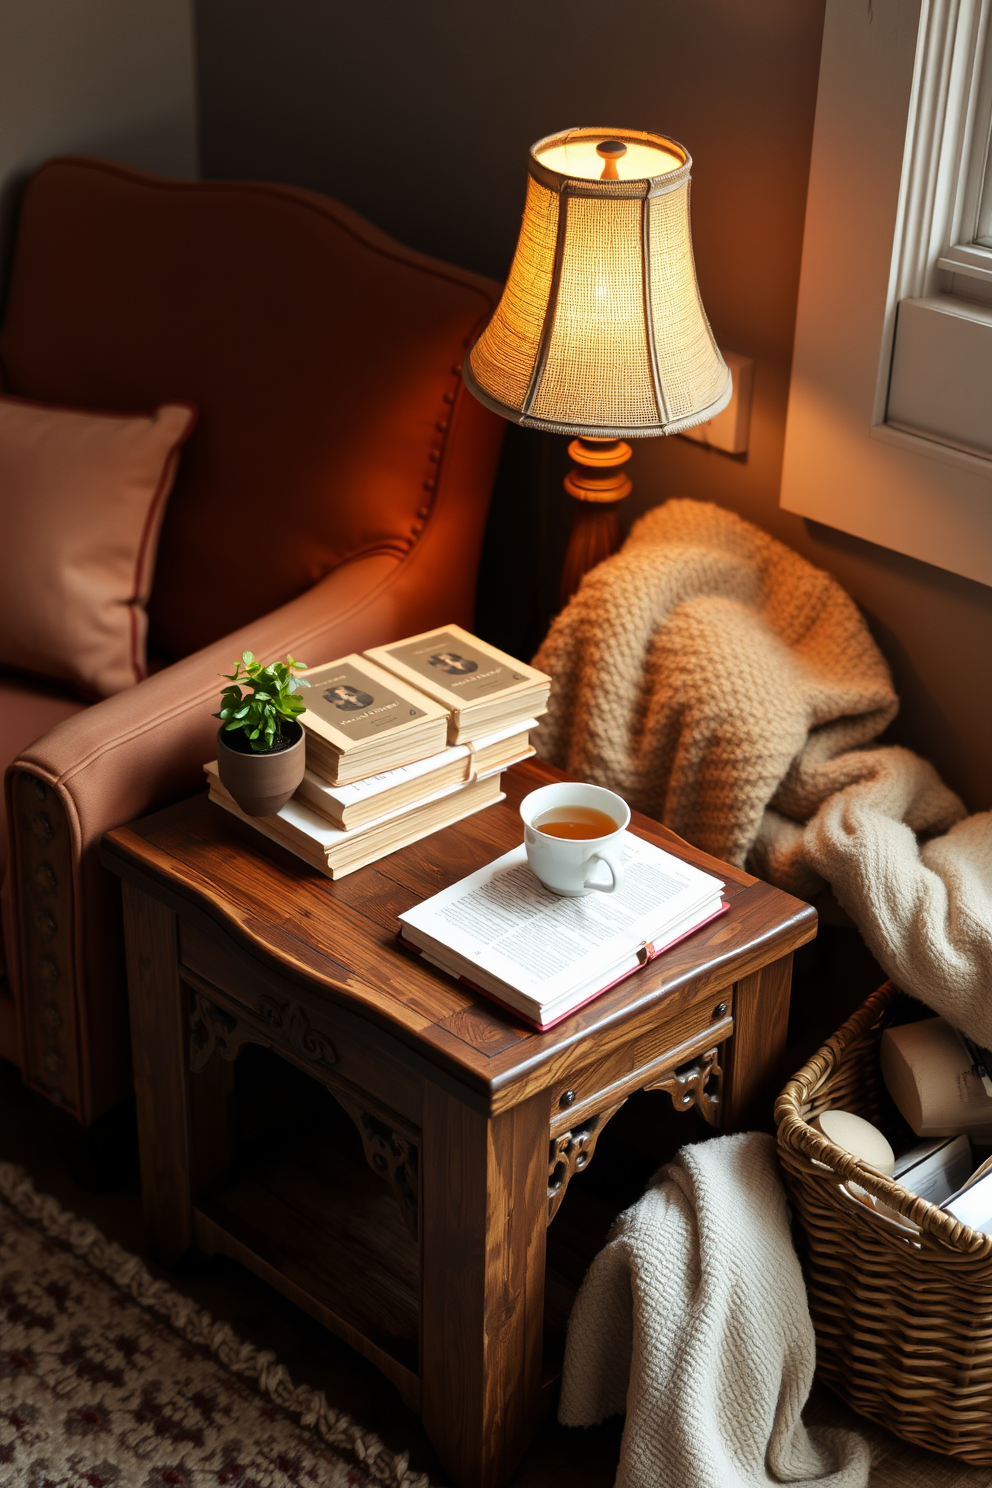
[10,769,79,1112]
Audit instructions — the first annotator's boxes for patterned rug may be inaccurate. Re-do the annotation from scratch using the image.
[5,1161,990,1488]
[0,1163,427,1488]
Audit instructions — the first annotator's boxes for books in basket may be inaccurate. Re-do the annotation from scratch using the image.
[364,624,551,744]
[205,761,504,880]
[298,655,449,784]
[398,833,727,1030]
[297,720,536,830]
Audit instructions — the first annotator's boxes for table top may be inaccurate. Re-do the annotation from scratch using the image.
[102,758,816,1103]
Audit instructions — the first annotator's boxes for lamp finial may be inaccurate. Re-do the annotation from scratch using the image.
[596,139,627,180]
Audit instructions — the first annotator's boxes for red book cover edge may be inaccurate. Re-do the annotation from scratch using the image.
[395,899,730,1032]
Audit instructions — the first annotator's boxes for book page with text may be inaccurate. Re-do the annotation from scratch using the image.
[400,835,723,1003]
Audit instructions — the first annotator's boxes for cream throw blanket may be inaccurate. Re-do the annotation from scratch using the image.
[534,500,992,1046]
[559,1132,870,1488]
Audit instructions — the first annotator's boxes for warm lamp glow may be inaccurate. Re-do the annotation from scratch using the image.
[464,126,730,438]
[535,137,684,181]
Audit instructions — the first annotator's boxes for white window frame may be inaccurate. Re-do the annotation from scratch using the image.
[780,0,992,587]
[898,0,991,300]
[940,0,992,258]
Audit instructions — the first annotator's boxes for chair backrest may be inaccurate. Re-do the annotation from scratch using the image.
[0,157,501,661]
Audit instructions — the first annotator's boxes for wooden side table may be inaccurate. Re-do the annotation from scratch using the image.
[102,758,816,1488]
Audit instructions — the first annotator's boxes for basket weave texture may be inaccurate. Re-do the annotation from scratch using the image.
[775,981,992,1463]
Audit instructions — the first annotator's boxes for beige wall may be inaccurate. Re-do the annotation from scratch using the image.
[0,0,199,291]
[196,0,992,811]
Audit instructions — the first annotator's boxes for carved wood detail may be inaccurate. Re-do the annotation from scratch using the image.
[547,1099,627,1224]
[646,1045,722,1126]
[256,993,338,1071]
[333,1091,420,1242]
[189,989,257,1071]
[188,987,337,1075]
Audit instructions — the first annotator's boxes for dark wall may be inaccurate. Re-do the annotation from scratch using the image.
[195,0,992,811]
[195,1,817,281]
[0,0,198,298]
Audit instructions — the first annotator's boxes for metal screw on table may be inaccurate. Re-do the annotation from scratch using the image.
[712,1002,728,1019]
[560,1090,576,1109]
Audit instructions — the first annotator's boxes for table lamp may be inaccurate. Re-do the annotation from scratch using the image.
[463,126,730,605]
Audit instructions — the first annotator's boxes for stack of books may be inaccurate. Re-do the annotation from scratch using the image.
[398,834,727,1029]
[205,628,549,879]
[206,762,508,878]
[296,721,535,830]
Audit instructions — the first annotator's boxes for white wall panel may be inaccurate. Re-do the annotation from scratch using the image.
[888,294,992,455]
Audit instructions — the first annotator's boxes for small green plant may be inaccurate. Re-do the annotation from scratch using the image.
[215,652,311,753]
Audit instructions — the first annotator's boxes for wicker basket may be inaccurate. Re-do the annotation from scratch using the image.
[775,981,992,1463]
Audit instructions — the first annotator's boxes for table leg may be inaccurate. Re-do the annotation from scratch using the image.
[121,883,194,1264]
[722,951,794,1131]
[421,1084,549,1488]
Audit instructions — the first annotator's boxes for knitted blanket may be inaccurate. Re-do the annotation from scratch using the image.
[534,500,992,1045]
[559,1132,870,1488]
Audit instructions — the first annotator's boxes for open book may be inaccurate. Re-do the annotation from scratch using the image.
[398,833,727,1029]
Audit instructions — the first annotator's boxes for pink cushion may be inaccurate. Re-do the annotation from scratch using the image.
[0,395,196,698]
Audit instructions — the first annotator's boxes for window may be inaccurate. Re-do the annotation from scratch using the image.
[886,0,992,458]
[779,0,992,586]
[939,0,992,268]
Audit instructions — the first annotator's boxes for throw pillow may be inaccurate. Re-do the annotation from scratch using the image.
[0,395,196,698]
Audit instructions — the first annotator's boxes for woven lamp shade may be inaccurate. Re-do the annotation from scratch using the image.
[465,127,730,438]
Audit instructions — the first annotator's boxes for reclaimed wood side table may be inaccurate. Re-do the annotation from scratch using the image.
[101,758,816,1488]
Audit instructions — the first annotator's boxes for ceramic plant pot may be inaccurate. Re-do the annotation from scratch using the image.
[216,721,305,816]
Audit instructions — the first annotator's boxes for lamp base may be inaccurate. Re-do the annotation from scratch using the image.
[559,504,624,608]
[559,437,632,608]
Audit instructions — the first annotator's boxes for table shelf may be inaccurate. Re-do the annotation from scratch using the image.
[194,1134,421,1405]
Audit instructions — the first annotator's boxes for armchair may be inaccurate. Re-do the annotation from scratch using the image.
[0,157,503,1126]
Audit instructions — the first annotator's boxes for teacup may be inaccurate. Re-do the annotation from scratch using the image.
[520,782,630,897]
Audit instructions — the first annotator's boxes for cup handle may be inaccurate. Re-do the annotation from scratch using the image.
[585,849,624,894]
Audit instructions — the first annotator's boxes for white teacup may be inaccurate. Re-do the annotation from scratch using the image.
[520,782,630,897]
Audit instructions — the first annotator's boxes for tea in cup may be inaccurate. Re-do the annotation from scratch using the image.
[520,782,630,896]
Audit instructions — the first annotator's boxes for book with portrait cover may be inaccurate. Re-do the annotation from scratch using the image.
[364,624,551,744]
[298,654,448,784]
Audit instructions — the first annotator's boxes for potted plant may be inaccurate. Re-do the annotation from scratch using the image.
[214,651,310,816]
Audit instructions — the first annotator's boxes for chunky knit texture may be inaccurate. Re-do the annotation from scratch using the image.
[535,500,992,1044]
[559,1133,870,1488]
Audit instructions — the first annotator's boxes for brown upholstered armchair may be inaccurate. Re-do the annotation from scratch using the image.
[0,157,503,1127]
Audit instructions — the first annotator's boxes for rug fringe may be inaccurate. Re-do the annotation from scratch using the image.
[0,1161,433,1488]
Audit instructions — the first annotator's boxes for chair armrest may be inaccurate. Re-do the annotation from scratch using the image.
[1,551,386,1117]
